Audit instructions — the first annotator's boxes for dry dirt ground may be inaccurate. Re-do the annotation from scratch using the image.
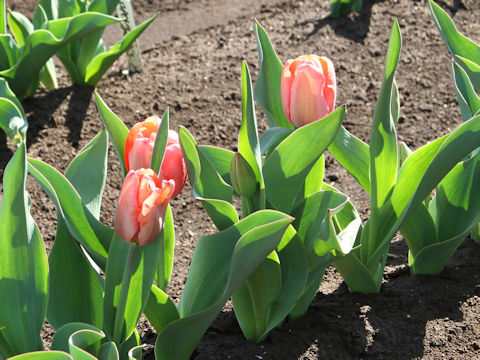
[1,0,480,359]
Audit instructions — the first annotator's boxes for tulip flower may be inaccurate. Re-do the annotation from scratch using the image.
[114,169,175,246]
[281,55,336,127]
[125,116,187,198]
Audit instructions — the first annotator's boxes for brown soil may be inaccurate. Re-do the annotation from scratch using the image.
[1,0,480,359]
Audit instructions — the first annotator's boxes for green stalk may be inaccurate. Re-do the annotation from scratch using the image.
[112,243,138,344]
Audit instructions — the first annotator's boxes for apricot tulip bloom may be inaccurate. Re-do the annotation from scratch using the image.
[281,55,336,127]
[115,169,175,246]
[125,116,187,198]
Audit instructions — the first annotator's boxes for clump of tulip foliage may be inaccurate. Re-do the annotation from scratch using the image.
[1,1,480,359]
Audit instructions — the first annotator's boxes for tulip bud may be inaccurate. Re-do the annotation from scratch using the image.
[124,116,187,198]
[114,169,175,246]
[230,153,257,197]
[281,55,336,127]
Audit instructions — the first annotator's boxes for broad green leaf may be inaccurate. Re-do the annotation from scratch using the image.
[368,20,401,255]
[68,329,104,360]
[143,285,179,333]
[452,61,480,121]
[454,55,480,92]
[7,10,33,47]
[84,14,157,86]
[150,108,169,174]
[94,92,129,175]
[199,198,239,231]
[0,13,119,99]
[98,342,119,360]
[253,20,291,129]
[259,127,292,155]
[27,158,111,265]
[232,251,281,341]
[7,352,73,360]
[400,203,437,257]
[103,236,162,344]
[127,345,144,360]
[39,58,58,89]
[155,210,293,360]
[88,0,120,14]
[51,323,102,352]
[47,131,108,330]
[0,78,27,143]
[409,233,466,275]
[198,145,234,185]
[239,61,264,211]
[429,0,480,65]
[431,156,480,242]
[288,263,325,319]
[155,205,175,291]
[178,126,200,188]
[301,155,324,199]
[0,35,19,70]
[179,126,232,202]
[263,106,345,213]
[333,252,379,294]
[0,144,48,358]
[328,126,370,193]
[265,229,309,331]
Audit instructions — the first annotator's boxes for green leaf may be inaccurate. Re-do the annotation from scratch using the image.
[68,329,104,360]
[198,145,234,185]
[98,342,119,360]
[47,131,108,330]
[0,35,20,71]
[431,156,480,242]
[328,126,370,194]
[239,61,265,211]
[253,20,291,129]
[155,210,293,360]
[51,323,102,352]
[454,55,480,92]
[155,205,175,291]
[232,251,281,341]
[7,10,33,47]
[143,285,179,333]
[27,158,111,265]
[0,0,5,34]
[263,106,345,213]
[401,204,437,257]
[409,234,466,275]
[84,14,157,86]
[0,144,48,358]
[333,251,380,294]
[94,92,129,175]
[452,61,480,122]
[0,78,27,143]
[369,20,401,213]
[103,237,162,344]
[88,0,120,15]
[0,13,119,99]
[150,108,169,174]
[179,126,233,202]
[429,0,480,66]
[7,352,73,360]
[199,198,239,231]
[259,127,292,155]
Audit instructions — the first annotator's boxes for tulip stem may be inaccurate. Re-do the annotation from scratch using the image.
[113,242,138,344]
[241,195,256,217]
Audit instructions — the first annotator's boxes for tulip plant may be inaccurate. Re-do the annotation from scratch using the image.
[0,90,295,359]
[0,78,27,143]
[0,0,123,99]
[176,22,362,342]
[255,20,480,292]
[27,0,157,86]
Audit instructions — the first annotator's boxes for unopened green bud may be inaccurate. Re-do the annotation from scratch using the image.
[230,153,257,197]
